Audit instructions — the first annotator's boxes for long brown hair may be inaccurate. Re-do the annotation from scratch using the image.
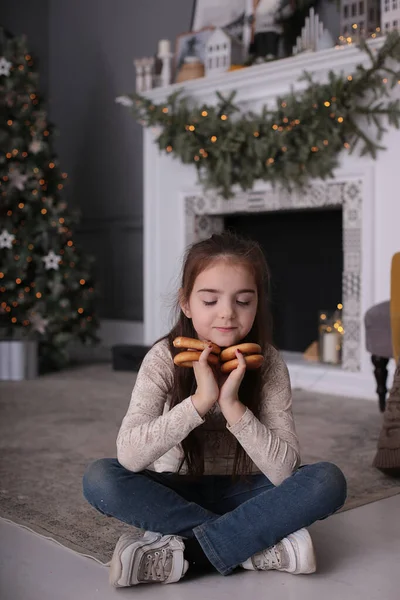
[164,231,273,477]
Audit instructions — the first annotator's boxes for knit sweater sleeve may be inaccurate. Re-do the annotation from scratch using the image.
[227,345,301,486]
[116,339,204,472]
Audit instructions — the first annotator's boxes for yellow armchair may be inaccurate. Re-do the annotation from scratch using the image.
[391,252,400,363]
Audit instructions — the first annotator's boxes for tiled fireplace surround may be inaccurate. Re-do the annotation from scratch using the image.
[123,38,400,400]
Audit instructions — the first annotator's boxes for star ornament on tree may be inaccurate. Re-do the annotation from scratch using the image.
[0,56,12,77]
[29,139,44,154]
[0,229,15,249]
[42,250,61,270]
[9,169,29,191]
[29,312,49,334]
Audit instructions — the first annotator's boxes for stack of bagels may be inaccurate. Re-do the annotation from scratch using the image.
[173,337,263,373]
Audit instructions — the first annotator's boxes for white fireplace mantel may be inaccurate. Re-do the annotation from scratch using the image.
[141,39,400,400]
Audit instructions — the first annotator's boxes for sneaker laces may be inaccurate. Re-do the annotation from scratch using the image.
[142,548,172,582]
[254,544,282,570]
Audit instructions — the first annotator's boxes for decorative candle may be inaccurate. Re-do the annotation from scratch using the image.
[158,39,171,56]
[322,331,340,364]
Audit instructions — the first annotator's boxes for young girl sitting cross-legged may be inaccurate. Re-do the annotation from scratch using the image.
[83,231,347,587]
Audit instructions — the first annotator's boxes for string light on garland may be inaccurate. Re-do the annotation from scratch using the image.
[121,31,400,198]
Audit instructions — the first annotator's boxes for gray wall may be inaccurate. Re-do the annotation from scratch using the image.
[1,0,50,96]
[2,0,193,322]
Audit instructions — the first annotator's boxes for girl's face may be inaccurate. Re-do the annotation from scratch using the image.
[181,260,258,348]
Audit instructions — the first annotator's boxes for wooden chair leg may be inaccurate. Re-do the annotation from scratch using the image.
[371,355,389,412]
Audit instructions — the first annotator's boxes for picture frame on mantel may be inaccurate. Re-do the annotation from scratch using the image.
[190,0,256,51]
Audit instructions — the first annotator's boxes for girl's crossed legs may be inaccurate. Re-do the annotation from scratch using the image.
[83,458,347,577]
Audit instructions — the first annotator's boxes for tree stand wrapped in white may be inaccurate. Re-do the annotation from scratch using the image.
[0,338,38,380]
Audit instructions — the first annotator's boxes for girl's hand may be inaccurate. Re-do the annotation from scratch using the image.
[191,345,219,418]
[218,349,247,406]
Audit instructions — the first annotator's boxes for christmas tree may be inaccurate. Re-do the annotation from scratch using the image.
[0,28,99,372]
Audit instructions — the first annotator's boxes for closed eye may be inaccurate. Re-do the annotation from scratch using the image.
[203,300,251,306]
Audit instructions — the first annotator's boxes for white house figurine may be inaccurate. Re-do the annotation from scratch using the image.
[381,0,400,34]
[205,28,243,76]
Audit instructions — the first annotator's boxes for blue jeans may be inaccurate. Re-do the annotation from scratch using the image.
[83,459,347,576]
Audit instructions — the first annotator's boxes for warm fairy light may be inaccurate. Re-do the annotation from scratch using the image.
[18,203,24,209]
[383,78,388,84]
[57,184,63,190]
[323,140,329,145]
[44,130,49,136]
[337,303,343,310]
[16,278,22,284]
[220,114,228,120]
[253,131,259,137]
[25,286,30,292]
[211,136,217,142]
[338,117,344,123]
[59,218,65,224]
[194,155,200,161]
[344,142,350,149]
[67,240,73,247]
[311,146,319,152]
[320,313,327,320]
[162,107,168,113]
[281,102,287,108]
[7,120,13,126]
[11,317,17,323]
[0,273,4,279]
[324,101,330,107]
[80,279,86,285]
[352,24,358,29]
[266,158,275,165]
[337,326,344,333]
[41,208,47,214]
[281,146,287,152]
[36,292,42,298]
[166,145,172,152]
[272,124,278,130]
[49,162,55,168]
[62,173,68,179]
[32,190,38,195]
[201,110,208,117]
[78,308,84,314]
[188,125,195,131]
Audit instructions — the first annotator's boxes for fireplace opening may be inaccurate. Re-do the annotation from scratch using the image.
[225,207,343,353]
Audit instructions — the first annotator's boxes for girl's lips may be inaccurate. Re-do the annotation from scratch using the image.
[215,327,237,332]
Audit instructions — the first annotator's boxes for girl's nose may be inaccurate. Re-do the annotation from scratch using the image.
[220,302,235,319]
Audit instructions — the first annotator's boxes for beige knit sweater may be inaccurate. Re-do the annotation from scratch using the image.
[117,339,301,486]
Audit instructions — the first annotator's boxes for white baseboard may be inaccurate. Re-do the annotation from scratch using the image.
[99,320,144,347]
[286,355,396,401]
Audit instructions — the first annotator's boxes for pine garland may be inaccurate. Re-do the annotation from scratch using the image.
[122,32,400,199]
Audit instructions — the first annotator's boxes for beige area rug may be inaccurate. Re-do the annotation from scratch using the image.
[0,363,399,564]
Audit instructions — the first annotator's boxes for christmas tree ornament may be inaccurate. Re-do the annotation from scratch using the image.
[0,229,15,249]
[9,169,29,191]
[42,250,61,270]
[0,56,12,76]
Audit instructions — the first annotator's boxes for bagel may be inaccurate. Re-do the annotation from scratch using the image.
[220,354,264,374]
[220,343,262,362]
[173,337,221,355]
[173,350,220,368]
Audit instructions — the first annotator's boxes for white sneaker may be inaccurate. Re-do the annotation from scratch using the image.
[109,531,189,587]
[241,528,316,574]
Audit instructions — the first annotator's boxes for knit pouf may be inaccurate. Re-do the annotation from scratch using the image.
[373,357,400,475]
